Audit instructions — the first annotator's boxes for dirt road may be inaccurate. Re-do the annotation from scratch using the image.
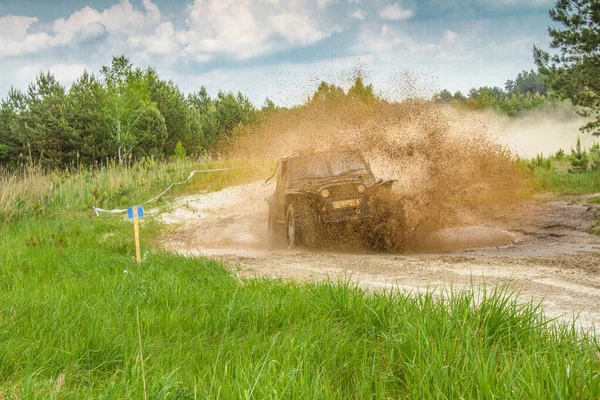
[162,182,600,330]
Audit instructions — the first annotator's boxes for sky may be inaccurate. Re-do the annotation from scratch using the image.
[0,0,557,107]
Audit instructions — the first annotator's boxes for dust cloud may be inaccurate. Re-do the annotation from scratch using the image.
[222,98,532,251]
[488,103,594,158]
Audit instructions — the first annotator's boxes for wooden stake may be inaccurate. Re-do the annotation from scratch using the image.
[133,206,141,264]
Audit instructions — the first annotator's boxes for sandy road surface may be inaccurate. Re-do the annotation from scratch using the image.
[162,182,600,330]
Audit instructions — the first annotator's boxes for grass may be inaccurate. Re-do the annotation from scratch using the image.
[0,157,272,223]
[0,214,599,398]
[528,159,600,234]
[526,152,600,194]
[1,156,599,398]
[531,167,600,194]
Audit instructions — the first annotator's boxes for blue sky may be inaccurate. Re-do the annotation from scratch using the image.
[0,0,556,106]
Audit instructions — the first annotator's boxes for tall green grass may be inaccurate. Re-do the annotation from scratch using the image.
[0,215,598,398]
[0,158,271,222]
[531,167,600,194]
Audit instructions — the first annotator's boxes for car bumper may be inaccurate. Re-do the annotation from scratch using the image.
[320,204,376,223]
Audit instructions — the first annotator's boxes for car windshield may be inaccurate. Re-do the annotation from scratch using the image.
[289,151,369,181]
[329,152,369,176]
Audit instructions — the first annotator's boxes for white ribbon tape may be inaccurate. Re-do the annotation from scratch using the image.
[93,167,236,216]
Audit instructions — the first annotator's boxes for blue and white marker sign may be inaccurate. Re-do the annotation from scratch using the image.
[127,205,145,219]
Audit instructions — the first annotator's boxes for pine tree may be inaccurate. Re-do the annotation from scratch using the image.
[569,137,588,173]
[534,0,600,136]
[64,71,110,165]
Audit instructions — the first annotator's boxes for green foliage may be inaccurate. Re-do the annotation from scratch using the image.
[64,71,110,165]
[505,70,549,96]
[6,72,74,169]
[100,57,167,164]
[0,214,597,398]
[570,137,589,173]
[311,81,346,103]
[347,76,377,105]
[172,140,186,159]
[534,0,600,135]
[146,68,191,155]
[0,56,265,169]
[530,140,600,194]
[528,153,552,171]
[308,77,379,110]
[187,87,260,152]
[435,70,556,116]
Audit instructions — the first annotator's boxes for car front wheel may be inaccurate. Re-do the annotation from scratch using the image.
[286,203,317,249]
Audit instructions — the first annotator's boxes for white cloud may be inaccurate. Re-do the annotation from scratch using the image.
[51,0,160,46]
[316,0,334,8]
[129,21,176,55]
[178,0,329,61]
[379,4,414,21]
[355,24,438,55]
[441,30,459,45]
[0,0,334,63]
[0,1,161,57]
[0,16,51,57]
[269,13,325,45]
[351,9,366,20]
[180,0,267,61]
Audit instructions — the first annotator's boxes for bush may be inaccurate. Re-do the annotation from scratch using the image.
[172,140,187,159]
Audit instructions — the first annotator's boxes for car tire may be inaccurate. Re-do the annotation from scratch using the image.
[368,205,406,253]
[286,203,317,249]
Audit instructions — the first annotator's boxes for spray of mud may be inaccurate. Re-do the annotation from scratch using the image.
[223,97,531,252]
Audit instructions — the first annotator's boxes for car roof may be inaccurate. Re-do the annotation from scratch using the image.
[282,148,362,161]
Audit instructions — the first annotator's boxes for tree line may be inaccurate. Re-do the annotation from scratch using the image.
[433,70,560,116]
[0,57,380,170]
[0,56,262,169]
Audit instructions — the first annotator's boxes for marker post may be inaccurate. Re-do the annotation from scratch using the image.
[127,206,145,264]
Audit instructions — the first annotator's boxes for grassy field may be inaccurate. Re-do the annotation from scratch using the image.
[531,163,600,194]
[1,215,599,399]
[1,157,599,398]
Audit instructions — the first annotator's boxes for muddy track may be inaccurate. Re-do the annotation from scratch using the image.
[162,182,600,330]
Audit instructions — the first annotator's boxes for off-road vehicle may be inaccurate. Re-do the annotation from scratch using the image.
[266,149,405,251]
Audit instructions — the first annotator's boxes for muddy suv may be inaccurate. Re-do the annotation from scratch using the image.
[266,149,404,251]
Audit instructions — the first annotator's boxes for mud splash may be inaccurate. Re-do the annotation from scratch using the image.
[162,181,521,253]
[223,98,529,250]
